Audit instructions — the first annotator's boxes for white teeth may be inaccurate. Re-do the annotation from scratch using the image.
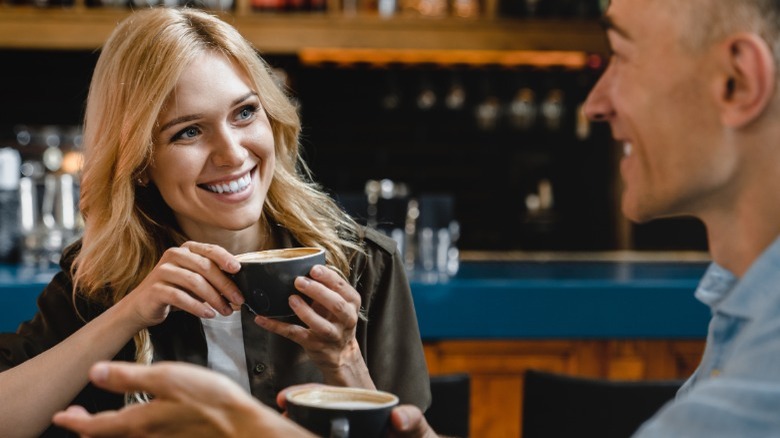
[624,142,633,157]
[206,173,251,194]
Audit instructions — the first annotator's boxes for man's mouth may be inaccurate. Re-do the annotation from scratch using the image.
[199,170,253,194]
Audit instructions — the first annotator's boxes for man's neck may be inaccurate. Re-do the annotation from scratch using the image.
[704,192,780,277]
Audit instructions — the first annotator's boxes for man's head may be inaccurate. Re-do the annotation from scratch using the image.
[675,1,780,61]
[584,0,780,225]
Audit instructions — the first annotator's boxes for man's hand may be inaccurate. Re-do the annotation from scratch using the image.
[389,405,440,438]
[52,361,315,438]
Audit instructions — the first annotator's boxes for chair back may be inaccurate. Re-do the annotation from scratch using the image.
[522,369,683,438]
[425,373,471,437]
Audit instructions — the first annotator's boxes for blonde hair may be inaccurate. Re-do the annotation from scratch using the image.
[74,7,361,370]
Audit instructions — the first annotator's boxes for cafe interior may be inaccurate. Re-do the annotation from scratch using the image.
[0,0,712,436]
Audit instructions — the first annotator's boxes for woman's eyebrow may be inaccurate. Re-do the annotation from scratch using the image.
[158,114,203,134]
[233,91,259,106]
[158,92,259,134]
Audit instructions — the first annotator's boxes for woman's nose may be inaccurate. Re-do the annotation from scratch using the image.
[211,127,247,167]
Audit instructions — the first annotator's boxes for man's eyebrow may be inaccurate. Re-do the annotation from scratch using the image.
[600,15,632,41]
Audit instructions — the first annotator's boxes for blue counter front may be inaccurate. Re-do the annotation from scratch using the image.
[410,261,710,340]
[0,260,711,338]
[0,264,60,333]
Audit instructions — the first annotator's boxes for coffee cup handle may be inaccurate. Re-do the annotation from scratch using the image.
[329,417,349,438]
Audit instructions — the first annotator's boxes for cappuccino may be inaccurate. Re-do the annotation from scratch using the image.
[288,387,398,409]
[235,247,322,263]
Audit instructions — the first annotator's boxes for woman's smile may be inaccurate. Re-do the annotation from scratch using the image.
[199,166,257,195]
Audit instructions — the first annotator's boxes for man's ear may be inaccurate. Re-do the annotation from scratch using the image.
[715,33,776,128]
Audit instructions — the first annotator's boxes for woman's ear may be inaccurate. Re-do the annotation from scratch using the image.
[136,174,150,187]
[716,33,776,128]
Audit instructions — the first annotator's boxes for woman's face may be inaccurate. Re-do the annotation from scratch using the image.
[149,51,276,243]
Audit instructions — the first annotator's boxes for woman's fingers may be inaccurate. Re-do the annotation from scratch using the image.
[254,264,362,349]
[160,244,244,313]
[308,265,360,305]
[255,314,311,345]
[181,241,241,274]
[177,243,244,304]
[294,266,359,322]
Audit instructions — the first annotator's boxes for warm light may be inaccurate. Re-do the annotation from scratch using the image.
[299,48,590,69]
[61,150,84,175]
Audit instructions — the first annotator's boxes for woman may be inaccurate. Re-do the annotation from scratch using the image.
[0,8,429,437]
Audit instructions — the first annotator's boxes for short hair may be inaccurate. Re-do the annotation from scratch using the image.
[677,0,780,61]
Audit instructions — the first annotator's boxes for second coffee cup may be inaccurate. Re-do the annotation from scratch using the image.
[286,386,399,438]
[232,247,326,317]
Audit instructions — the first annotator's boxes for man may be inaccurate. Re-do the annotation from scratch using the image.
[53,0,780,436]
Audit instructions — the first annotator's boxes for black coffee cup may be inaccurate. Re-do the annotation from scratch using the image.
[286,386,399,438]
[232,247,325,317]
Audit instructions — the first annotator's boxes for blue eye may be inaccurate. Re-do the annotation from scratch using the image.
[171,126,200,142]
[238,105,258,121]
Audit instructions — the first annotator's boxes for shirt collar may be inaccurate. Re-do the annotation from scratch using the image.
[694,262,737,309]
[702,235,780,319]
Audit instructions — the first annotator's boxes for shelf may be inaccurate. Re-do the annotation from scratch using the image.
[0,7,608,55]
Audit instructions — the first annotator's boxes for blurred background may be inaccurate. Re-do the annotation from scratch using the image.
[0,0,708,268]
[0,3,713,436]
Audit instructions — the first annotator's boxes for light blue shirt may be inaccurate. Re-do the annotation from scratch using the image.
[634,236,780,436]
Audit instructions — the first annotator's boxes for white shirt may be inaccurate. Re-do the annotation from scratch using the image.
[200,309,251,392]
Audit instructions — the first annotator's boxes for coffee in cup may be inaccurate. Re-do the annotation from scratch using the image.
[231,247,325,317]
[286,386,399,438]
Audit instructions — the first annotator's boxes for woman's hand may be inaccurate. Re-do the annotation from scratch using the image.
[254,264,373,388]
[118,241,244,330]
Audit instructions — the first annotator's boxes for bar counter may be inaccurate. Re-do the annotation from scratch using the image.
[411,259,710,340]
[1,259,711,337]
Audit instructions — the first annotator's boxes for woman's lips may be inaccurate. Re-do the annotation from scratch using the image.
[198,167,256,194]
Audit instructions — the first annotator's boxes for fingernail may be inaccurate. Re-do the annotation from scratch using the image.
[233,292,245,305]
[311,265,323,277]
[203,307,216,318]
[91,362,109,383]
[289,295,303,307]
[397,410,409,429]
[255,316,268,326]
[228,260,241,272]
[296,276,311,288]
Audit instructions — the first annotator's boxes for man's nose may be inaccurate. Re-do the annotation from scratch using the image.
[583,68,615,122]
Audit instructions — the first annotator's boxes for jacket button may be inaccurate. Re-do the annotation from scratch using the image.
[254,363,267,374]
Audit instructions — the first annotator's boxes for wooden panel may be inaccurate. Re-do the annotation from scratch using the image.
[471,375,523,437]
[424,339,705,438]
[0,8,608,54]
[425,340,583,437]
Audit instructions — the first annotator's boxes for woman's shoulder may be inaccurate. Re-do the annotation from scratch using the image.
[356,226,399,258]
[59,238,83,272]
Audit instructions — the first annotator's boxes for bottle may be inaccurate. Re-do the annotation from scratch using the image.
[0,148,21,262]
